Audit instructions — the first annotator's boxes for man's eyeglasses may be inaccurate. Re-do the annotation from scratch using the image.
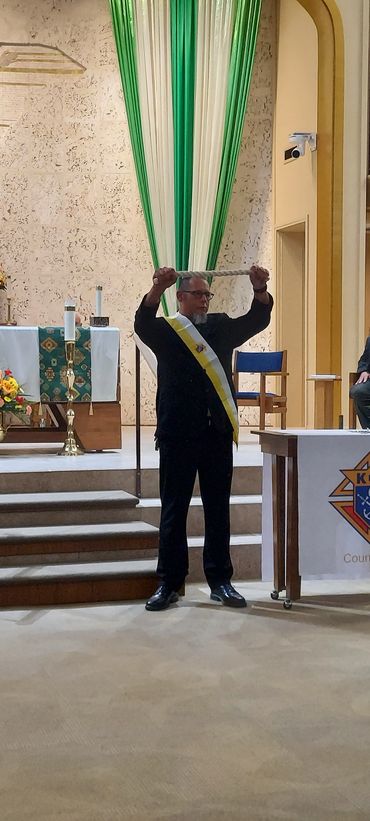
[181,290,214,300]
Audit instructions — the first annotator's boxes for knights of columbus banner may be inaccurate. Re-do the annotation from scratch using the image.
[262,432,370,581]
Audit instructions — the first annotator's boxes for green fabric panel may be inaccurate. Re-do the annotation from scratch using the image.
[38,327,92,402]
[206,0,262,270]
[109,2,160,266]
[170,0,197,272]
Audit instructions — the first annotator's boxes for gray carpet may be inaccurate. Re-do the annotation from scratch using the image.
[1,581,370,821]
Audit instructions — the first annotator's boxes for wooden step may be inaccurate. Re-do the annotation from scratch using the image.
[0,534,261,581]
[0,560,159,608]
[118,465,262,497]
[138,494,262,535]
[1,490,141,527]
[0,521,158,557]
[0,465,130,494]
[0,490,139,509]
[187,535,262,581]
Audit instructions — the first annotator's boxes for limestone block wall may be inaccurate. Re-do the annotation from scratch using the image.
[0,0,274,425]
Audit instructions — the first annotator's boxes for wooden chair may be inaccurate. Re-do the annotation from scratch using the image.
[233,350,288,431]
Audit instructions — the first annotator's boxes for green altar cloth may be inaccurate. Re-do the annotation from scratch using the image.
[38,327,92,402]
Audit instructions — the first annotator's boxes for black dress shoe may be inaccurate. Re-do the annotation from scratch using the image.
[210,583,247,608]
[145,584,179,611]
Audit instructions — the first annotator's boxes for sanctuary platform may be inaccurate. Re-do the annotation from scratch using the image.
[0,426,263,607]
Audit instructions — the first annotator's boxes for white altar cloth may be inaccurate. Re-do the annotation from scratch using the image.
[0,326,120,402]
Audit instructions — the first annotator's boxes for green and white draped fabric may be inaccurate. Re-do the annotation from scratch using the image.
[109,0,261,315]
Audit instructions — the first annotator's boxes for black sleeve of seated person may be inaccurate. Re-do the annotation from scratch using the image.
[357,337,370,374]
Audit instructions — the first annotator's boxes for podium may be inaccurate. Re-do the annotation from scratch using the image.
[258,430,370,608]
[0,326,121,450]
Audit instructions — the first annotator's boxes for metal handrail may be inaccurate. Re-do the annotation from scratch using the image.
[135,344,141,498]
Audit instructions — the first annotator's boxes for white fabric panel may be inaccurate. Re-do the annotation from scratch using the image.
[188,0,234,270]
[0,326,40,401]
[90,328,120,401]
[0,327,119,402]
[297,432,370,579]
[133,332,157,378]
[133,0,177,315]
[262,430,370,582]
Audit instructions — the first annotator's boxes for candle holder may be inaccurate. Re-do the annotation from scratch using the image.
[59,340,84,456]
[89,315,109,327]
[0,296,17,326]
[5,297,17,326]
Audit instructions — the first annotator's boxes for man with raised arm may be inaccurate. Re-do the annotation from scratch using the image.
[134,266,273,611]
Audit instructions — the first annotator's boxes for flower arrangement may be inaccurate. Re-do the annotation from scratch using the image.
[0,369,32,417]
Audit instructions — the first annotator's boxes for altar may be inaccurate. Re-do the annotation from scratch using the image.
[0,326,121,449]
[259,429,370,607]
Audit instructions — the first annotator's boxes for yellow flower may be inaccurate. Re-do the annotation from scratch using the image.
[2,376,19,397]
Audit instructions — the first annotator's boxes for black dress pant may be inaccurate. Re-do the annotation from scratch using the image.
[157,425,234,590]
[349,380,370,428]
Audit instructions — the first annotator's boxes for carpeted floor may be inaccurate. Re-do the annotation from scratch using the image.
[1,580,370,821]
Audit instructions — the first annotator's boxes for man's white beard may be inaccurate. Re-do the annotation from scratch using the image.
[191,313,207,325]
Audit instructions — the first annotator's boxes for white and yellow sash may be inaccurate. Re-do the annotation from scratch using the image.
[164,313,239,444]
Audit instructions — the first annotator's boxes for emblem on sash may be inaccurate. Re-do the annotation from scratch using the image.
[329,451,370,542]
[164,313,238,443]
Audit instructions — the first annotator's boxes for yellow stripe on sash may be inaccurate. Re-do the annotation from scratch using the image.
[165,315,239,444]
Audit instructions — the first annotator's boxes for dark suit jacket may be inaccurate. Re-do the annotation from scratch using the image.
[357,337,370,373]
[134,295,273,440]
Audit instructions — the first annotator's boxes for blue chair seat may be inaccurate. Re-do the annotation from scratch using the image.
[236,391,277,399]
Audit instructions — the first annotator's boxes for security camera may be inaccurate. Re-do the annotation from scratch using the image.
[288,131,317,160]
[291,143,305,159]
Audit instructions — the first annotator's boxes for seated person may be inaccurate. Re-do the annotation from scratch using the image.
[349,337,370,428]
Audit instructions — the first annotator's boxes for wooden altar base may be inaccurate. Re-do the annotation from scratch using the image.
[6,401,122,450]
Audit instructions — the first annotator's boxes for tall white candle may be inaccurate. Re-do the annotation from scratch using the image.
[64,299,76,341]
[95,285,103,317]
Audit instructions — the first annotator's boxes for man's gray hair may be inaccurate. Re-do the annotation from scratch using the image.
[177,273,208,292]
